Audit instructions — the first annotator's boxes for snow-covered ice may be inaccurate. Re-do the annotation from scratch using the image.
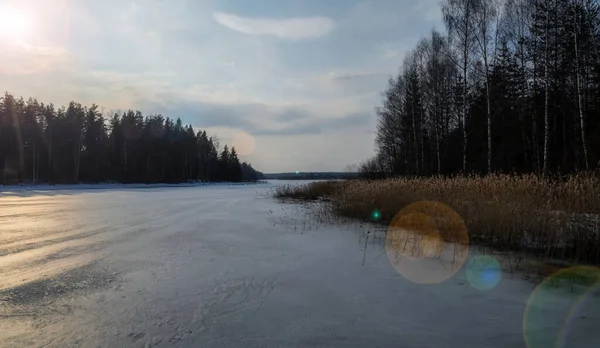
[0,181,598,347]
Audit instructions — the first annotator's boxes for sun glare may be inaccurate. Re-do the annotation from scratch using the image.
[0,5,35,43]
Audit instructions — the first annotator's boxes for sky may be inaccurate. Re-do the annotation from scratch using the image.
[0,0,443,173]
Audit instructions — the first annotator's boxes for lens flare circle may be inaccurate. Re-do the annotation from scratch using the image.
[556,281,600,347]
[385,201,469,284]
[523,266,600,348]
[232,131,256,156]
[371,209,382,221]
[466,255,501,291]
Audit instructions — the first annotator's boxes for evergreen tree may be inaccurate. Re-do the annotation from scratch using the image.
[218,145,230,181]
[363,0,600,177]
[0,93,263,184]
[229,147,243,182]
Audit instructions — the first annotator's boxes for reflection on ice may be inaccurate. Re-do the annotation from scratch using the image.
[0,195,95,290]
[1,183,598,347]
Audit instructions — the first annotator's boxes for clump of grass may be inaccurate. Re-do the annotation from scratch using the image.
[274,181,344,200]
[276,173,600,266]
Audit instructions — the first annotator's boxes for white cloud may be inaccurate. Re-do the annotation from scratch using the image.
[0,40,70,75]
[281,69,388,104]
[213,12,335,39]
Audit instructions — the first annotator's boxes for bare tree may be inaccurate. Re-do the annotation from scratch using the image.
[571,0,590,170]
[474,0,502,173]
[583,0,600,63]
[376,76,406,174]
[443,0,479,172]
[504,0,536,169]
[543,0,550,175]
[369,0,600,177]
[420,30,458,174]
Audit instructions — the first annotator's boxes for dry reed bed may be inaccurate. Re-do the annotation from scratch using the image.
[275,174,600,265]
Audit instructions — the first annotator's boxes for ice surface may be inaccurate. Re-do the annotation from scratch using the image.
[0,181,598,347]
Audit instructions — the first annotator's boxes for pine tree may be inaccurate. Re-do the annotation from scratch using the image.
[218,145,230,181]
[0,92,262,184]
[229,147,243,182]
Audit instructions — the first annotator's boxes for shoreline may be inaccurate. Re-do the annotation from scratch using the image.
[274,177,600,276]
[0,181,268,194]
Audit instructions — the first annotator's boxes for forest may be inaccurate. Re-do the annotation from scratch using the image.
[277,0,600,265]
[0,93,263,184]
[361,0,600,177]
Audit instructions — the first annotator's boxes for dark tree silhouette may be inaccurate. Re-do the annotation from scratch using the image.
[362,0,600,177]
[0,92,263,184]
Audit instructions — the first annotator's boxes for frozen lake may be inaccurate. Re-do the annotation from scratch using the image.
[0,181,598,347]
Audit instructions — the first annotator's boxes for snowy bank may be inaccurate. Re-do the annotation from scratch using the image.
[0,181,267,195]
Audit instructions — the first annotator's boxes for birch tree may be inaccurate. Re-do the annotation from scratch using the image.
[474,0,501,173]
[443,0,479,172]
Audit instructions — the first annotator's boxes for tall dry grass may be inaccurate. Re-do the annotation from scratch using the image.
[275,173,600,265]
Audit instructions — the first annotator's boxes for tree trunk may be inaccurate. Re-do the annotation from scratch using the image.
[3,157,7,184]
[463,70,468,173]
[74,133,82,183]
[462,18,469,173]
[47,134,52,182]
[419,104,425,174]
[183,153,188,180]
[146,156,151,182]
[197,156,201,181]
[413,116,419,175]
[410,85,420,175]
[532,36,541,173]
[482,25,492,174]
[32,142,36,184]
[436,130,441,173]
[583,0,600,63]
[124,139,128,173]
[486,82,492,174]
[573,1,589,170]
[519,35,530,169]
[479,0,499,174]
[36,147,39,183]
[543,2,550,175]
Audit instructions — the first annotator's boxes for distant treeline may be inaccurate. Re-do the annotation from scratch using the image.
[264,172,358,180]
[359,0,600,178]
[0,92,264,184]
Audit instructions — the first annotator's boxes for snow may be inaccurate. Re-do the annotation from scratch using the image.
[0,181,266,196]
[0,181,598,347]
